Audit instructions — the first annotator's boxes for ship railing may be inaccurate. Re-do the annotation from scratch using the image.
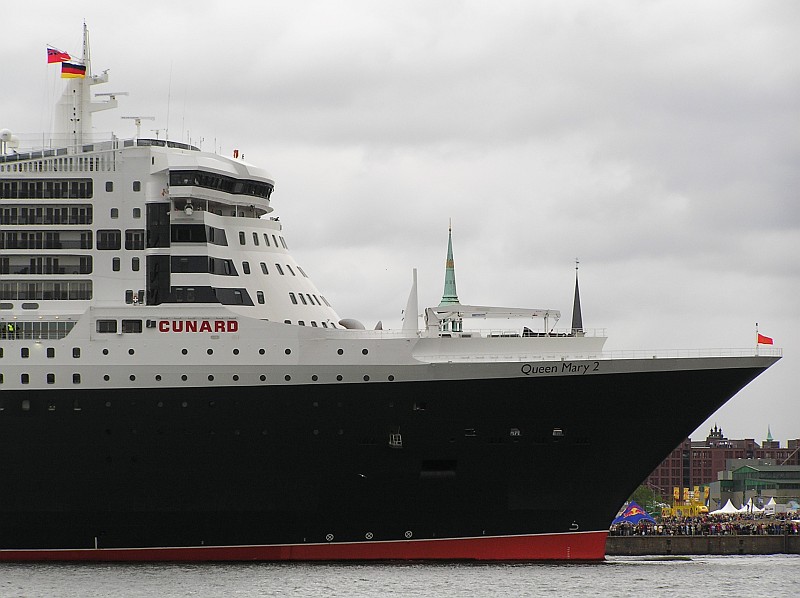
[1,134,199,164]
[418,347,782,362]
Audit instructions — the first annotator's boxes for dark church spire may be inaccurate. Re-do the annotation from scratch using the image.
[571,259,583,334]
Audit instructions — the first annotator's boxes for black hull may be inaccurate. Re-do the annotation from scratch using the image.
[0,364,768,557]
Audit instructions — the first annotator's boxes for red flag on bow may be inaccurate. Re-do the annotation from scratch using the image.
[757,333,773,345]
[47,46,71,64]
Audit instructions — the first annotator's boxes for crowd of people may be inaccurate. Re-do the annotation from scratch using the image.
[609,513,800,537]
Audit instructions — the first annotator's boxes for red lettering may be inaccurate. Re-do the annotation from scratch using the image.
[199,321,212,332]
[158,320,169,332]
[186,320,198,332]
[227,320,238,333]
[172,320,183,333]
[214,321,225,332]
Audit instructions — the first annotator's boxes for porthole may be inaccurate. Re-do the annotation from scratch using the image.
[128,349,135,355]
[232,375,239,381]
[285,375,291,381]
[336,375,343,381]
[157,401,163,408]
[363,375,370,382]
[259,375,266,381]
[259,348,266,355]
[337,349,344,355]
[233,349,239,355]
[312,401,319,407]
[388,375,395,381]
[208,375,214,381]
[182,349,188,355]
[261,429,268,436]
[207,349,213,355]
[103,349,109,356]
[129,375,136,381]
[338,429,344,435]
[105,401,111,407]
[103,375,110,381]
[313,429,319,435]
[312,375,318,381]
[155,374,162,381]
[209,401,216,407]
[284,348,291,355]
[182,401,188,408]
[181,375,188,381]
[362,349,368,355]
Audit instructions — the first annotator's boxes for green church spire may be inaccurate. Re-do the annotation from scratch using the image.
[439,222,460,306]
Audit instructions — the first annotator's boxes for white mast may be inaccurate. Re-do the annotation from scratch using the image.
[53,23,118,148]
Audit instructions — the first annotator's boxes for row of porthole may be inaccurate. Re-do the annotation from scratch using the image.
[100,374,396,383]
[98,348,371,357]
[1,373,397,385]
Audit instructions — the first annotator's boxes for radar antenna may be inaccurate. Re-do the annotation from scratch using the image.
[121,116,155,139]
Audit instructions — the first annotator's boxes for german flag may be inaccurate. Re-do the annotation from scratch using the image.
[61,62,86,79]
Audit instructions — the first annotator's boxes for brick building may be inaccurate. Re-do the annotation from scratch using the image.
[645,426,800,498]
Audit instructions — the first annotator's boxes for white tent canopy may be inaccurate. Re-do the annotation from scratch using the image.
[710,499,740,514]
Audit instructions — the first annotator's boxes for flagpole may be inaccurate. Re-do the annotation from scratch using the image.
[755,322,759,355]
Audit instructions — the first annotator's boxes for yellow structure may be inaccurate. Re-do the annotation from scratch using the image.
[661,486,710,518]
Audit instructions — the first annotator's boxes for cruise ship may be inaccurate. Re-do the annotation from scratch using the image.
[0,28,781,561]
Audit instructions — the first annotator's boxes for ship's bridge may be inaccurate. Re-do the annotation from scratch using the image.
[158,151,275,216]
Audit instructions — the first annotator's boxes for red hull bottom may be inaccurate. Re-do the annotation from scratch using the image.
[0,531,608,562]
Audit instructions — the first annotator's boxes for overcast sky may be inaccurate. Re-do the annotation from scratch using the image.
[4,0,799,442]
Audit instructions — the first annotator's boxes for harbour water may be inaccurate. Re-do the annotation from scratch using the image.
[0,555,797,597]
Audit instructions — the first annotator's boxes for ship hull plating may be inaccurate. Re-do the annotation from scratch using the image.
[0,364,770,560]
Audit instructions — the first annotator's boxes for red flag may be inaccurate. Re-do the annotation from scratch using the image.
[757,333,773,345]
[47,46,71,64]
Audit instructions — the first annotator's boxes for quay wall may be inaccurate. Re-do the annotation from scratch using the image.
[606,535,800,556]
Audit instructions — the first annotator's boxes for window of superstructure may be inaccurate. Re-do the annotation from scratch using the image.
[132,257,140,271]
[260,262,268,275]
[320,296,331,307]
[289,292,297,305]
[97,230,121,250]
[253,232,259,246]
[310,321,318,327]
[297,266,308,278]
[242,261,250,275]
[263,233,270,247]
[106,182,113,192]
[96,319,117,333]
[286,265,296,276]
[321,322,328,328]
[112,258,120,272]
[275,264,284,275]
[299,294,307,305]
[280,236,288,249]
[21,347,29,358]
[239,231,246,245]
[132,181,141,192]
[47,373,55,384]
[257,291,265,304]
[125,229,145,250]
[132,207,141,219]
[272,234,279,247]
[110,208,119,219]
[298,321,305,326]
[307,294,316,305]
[122,320,143,333]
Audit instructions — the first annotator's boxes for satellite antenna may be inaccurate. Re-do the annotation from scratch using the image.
[121,116,155,139]
[0,128,20,154]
